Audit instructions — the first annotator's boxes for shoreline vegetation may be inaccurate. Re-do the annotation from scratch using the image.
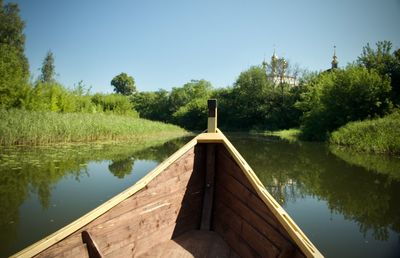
[260,111,400,156]
[260,129,301,142]
[1,2,399,154]
[329,111,400,155]
[0,109,188,146]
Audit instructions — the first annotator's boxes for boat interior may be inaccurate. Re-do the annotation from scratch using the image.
[31,137,308,258]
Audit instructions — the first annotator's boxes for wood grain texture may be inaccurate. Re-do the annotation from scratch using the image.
[81,231,103,258]
[138,230,236,258]
[213,144,305,258]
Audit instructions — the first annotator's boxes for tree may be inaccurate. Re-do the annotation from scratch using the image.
[169,79,212,114]
[132,89,171,122]
[111,73,136,95]
[169,80,212,129]
[0,0,29,108]
[296,66,392,140]
[231,66,273,129]
[39,50,56,83]
[357,41,400,104]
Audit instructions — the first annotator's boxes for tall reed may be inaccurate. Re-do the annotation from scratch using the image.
[0,109,187,146]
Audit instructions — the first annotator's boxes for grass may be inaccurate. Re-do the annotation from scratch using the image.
[0,109,188,146]
[262,128,301,142]
[329,111,400,155]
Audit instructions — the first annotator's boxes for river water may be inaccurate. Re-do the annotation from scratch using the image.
[0,134,399,257]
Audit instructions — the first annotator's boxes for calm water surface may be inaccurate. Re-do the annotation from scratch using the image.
[229,134,400,258]
[1,134,399,257]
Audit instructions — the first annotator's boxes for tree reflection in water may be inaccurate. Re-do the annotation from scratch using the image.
[229,134,400,242]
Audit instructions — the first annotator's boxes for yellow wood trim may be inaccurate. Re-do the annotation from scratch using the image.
[203,129,323,258]
[196,132,224,143]
[11,135,199,258]
[207,117,217,133]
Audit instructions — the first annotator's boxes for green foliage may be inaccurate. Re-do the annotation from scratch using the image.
[0,109,187,146]
[111,72,136,95]
[91,93,137,116]
[132,90,171,122]
[0,1,26,55]
[25,82,77,112]
[330,111,400,155]
[169,79,212,113]
[218,66,302,130]
[232,66,272,128]
[172,98,208,130]
[39,50,56,83]
[358,41,400,104]
[0,44,30,108]
[133,80,212,130]
[0,1,29,109]
[20,82,138,116]
[297,66,392,140]
[169,80,211,129]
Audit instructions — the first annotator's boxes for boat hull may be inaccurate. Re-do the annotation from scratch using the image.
[12,131,323,258]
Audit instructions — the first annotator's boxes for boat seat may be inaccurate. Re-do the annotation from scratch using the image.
[138,230,239,258]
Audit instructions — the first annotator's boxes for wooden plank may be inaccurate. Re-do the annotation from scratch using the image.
[215,159,294,241]
[207,99,217,133]
[104,213,202,258]
[196,133,224,143]
[213,198,281,257]
[87,152,202,229]
[58,244,90,258]
[214,219,259,258]
[81,231,104,258]
[215,183,293,252]
[34,234,83,258]
[94,191,202,255]
[138,230,234,258]
[200,143,216,230]
[216,144,257,194]
[241,221,280,257]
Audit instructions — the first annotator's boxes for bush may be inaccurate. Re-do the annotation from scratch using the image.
[330,111,400,155]
[91,93,138,116]
[25,82,77,112]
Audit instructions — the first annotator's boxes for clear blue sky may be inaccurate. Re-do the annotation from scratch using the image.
[10,0,400,93]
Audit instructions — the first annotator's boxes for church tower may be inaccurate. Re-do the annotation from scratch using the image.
[331,45,338,69]
[271,50,278,76]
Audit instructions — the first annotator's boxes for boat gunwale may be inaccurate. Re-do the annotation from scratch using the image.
[12,130,323,258]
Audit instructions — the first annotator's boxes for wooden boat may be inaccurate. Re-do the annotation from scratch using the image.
[12,100,323,258]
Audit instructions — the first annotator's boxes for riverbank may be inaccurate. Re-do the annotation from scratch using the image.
[261,111,400,156]
[0,109,188,146]
[329,111,400,155]
[261,129,301,142]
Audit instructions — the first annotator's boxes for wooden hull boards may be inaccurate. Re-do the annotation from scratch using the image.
[12,130,323,258]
